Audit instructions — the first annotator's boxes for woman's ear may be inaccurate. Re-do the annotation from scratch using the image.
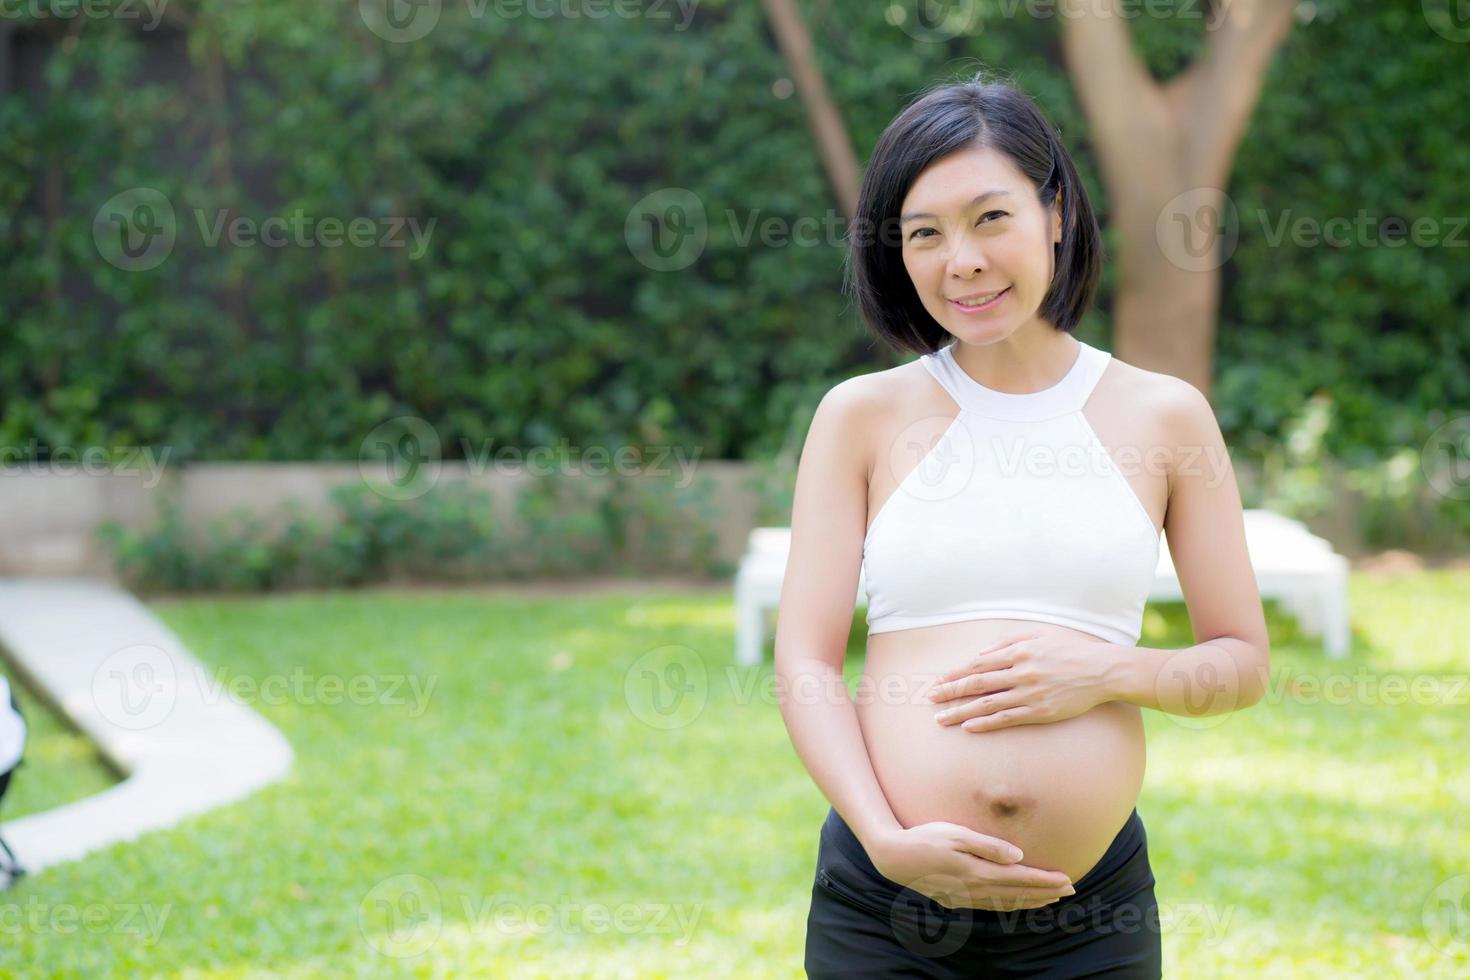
[1052,190,1064,245]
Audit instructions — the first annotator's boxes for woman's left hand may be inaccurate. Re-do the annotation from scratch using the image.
[927,632,1114,733]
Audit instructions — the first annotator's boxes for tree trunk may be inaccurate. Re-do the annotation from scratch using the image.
[759,0,861,222]
[1059,0,1295,397]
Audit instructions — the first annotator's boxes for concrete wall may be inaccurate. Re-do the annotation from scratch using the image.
[0,461,770,579]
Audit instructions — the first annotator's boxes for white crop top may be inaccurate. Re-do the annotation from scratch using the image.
[861,338,1161,645]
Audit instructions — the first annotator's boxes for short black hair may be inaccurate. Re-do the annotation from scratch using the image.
[844,69,1104,356]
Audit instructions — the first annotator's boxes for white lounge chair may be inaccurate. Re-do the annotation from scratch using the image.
[734,509,1350,666]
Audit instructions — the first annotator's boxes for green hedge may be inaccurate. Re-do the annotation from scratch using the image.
[97,470,729,593]
[2,0,1464,480]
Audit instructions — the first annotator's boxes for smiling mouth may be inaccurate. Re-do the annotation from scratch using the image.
[949,287,1010,311]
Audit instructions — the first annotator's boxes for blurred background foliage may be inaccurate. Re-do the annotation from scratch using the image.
[1,0,1466,564]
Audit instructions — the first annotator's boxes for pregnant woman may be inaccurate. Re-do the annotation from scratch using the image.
[775,73,1271,977]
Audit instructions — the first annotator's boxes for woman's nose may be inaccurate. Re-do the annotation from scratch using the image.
[945,234,988,277]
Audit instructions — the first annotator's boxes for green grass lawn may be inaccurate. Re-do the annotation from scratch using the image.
[0,571,1466,977]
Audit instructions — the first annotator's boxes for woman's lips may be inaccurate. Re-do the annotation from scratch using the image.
[950,287,1011,313]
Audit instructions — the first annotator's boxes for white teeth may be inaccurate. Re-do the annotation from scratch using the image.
[955,290,1002,305]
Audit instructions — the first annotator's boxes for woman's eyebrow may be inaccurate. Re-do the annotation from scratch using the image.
[900,189,1013,223]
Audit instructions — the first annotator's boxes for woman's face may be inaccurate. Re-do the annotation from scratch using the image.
[898,143,1063,343]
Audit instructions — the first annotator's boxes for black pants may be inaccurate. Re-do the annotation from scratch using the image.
[804,806,1163,978]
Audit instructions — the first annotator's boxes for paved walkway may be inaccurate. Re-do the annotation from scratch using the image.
[0,578,293,874]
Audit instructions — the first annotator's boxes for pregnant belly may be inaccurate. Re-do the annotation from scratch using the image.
[856,619,1147,885]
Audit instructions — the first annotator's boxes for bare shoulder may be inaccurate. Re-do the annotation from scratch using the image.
[1105,354,1228,503]
[807,360,930,456]
[817,359,924,410]
[1105,354,1216,430]
[805,358,929,487]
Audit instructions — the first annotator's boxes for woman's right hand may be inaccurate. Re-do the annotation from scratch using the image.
[865,822,1077,911]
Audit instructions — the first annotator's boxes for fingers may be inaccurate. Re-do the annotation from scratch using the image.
[934,689,1022,725]
[934,633,1033,684]
[934,646,1003,685]
[960,706,1036,733]
[929,671,1015,706]
[955,833,1027,865]
[953,838,1074,892]
[987,865,1075,890]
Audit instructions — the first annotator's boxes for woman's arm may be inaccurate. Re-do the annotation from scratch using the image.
[1100,375,1271,714]
[773,379,902,851]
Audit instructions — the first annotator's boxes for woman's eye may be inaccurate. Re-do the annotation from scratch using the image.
[908,212,1008,241]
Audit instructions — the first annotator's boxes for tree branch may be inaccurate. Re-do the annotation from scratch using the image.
[1164,0,1296,186]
